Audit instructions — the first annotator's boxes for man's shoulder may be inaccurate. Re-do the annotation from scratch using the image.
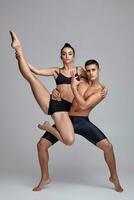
[100,83,107,89]
[80,78,88,84]
[78,78,89,90]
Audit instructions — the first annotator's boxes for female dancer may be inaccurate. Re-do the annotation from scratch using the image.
[10,31,84,145]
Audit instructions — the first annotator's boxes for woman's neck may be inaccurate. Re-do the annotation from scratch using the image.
[63,63,74,70]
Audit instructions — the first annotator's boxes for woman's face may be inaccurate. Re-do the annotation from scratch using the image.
[85,64,99,81]
[61,47,74,64]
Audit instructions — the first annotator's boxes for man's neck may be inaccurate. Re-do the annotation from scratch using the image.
[88,79,100,87]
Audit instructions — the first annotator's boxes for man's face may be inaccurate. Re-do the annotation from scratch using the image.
[85,64,99,81]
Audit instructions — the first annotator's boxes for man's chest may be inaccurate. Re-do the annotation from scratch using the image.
[78,84,101,99]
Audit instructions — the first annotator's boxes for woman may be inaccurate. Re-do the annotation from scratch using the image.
[10,31,85,145]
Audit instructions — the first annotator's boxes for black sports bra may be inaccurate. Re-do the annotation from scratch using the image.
[55,67,80,85]
[55,73,71,85]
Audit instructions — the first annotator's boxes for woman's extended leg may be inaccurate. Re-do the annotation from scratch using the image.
[10,31,50,113]
[38,112,75,145]
[10,31,75,145]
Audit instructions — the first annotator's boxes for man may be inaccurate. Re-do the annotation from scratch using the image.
[33,59,123,192]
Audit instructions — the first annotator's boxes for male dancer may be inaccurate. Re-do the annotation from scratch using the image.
[33,59,123,192]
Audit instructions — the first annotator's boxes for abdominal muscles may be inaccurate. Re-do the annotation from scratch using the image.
[69,100,90,116]
[57,84,74,102]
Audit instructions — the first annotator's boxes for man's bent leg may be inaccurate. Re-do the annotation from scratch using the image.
[96,139,123,192]
[70,116,123,192]
[33,128,59,192]
[33,138,52,191]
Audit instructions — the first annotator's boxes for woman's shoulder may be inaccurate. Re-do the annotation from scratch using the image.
[52,67,62,74]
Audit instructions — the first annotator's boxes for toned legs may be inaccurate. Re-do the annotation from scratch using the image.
[32,135,123,192]
[38,112,75,145]
[10,31,50,113]
[96,139,123,192]
[33,138,52,191]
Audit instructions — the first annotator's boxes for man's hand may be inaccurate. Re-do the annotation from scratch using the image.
[101,87,108,98]
[51,88,61,101]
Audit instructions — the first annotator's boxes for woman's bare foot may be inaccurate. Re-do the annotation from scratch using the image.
[10,31,22,51]
[33,177,51,192]
[109,176,123,192]
[38,121,63,142]
[38,121,50,131]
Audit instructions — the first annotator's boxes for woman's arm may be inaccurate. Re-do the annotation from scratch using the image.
[28,63,59,77]
[76,66,87,78]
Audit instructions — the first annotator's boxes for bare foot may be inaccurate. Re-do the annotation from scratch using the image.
[10,31,22,51]
[38,121,50,131]
[32,177,51,192]
[109,176,123,192]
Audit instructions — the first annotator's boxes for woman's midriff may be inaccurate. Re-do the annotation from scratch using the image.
[56,84,74,102]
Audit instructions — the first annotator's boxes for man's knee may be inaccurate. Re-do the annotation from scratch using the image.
[103,141,113,152]
[37,138,51,152]
[97,139,113,152]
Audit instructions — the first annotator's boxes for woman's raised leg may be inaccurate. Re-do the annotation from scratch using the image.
[10,31,75,145]
[38,112,75,145]
[10,31,50,113]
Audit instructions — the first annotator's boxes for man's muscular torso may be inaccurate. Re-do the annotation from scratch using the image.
[69,79,104,116]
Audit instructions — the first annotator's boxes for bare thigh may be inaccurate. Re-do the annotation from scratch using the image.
[16,56,50,114]
[52,112,75,142]
[29,75,50,114]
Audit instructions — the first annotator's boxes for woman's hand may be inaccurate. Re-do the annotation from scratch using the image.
[71,70,80,89]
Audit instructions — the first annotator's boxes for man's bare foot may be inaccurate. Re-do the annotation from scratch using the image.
[109,176,123,192]
[32,177,51,192]
[38,121,50,131]
[10,31,22,51]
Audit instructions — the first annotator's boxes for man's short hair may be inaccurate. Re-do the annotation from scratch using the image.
[85,59,99,69]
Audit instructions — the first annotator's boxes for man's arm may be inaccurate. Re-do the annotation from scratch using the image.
[71,72,107,110]
[72,86,107,110]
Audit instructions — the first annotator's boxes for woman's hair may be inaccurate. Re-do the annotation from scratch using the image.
[60,43,75,57]
[85,59,99,69]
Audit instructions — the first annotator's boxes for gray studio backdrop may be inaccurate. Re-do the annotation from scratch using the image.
[0,0,134,183]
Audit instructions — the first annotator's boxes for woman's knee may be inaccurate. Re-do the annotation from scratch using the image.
[64,135,75,146]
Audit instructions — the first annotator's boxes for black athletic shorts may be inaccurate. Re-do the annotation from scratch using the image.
[42,116,107,145]
[48,97,72,116]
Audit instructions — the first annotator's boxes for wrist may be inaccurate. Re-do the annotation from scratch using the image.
[71,84,77,90]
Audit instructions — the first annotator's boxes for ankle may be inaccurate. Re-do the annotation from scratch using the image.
[111,174,118,179]
[42,176,50,181]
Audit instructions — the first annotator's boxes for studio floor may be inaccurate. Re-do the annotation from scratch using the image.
[0,165,133,200]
